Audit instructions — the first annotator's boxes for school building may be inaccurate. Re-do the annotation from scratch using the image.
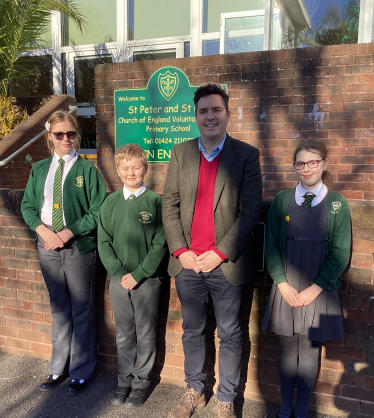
[12,0,374,153]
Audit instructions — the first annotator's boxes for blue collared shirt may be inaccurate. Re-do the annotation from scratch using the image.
[198,134,226,162]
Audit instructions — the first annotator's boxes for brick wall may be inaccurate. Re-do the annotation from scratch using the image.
[0,95,76,189]
[0,43,374,417]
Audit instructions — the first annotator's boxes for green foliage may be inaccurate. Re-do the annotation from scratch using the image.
[283,0,360,48]
[0,0,86,97]
[0,96,28,138]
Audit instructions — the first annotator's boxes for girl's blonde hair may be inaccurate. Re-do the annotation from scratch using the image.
[293,139,333,189]
[45,111,81,155]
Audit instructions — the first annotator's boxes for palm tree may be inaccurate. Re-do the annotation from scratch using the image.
[283,0,360,48]
[0,0,86,97]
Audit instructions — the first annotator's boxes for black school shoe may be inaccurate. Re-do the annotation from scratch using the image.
[39,374,67,392]
[125,388,148,408]
[67,379,89,395]
[111,386,131,405]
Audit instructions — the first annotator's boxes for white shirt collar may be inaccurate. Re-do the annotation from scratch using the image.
[296,181,325,199]
[123,183,147,200]
[53,149,77,163]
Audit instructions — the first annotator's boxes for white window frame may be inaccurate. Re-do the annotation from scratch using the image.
[219,7,280,55]
[358,0,374,43]
[129,38,185,61]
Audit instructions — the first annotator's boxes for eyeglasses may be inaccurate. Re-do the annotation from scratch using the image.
[51,131,78,141]
[293,160,323,170]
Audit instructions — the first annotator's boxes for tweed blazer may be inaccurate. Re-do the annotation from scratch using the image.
[162,135,263,286]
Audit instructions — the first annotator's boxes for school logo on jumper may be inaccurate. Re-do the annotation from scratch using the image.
[75,176,84,187]
[139,211,152,224]
[158,71,179,101]
[331,201,341,214]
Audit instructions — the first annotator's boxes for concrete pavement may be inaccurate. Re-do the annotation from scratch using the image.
[0,352,338,418]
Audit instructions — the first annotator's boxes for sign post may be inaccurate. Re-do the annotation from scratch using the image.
[115,67,201,163]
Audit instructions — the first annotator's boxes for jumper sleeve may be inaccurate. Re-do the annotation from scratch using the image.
[314,196,351,289]
[215,148,263,261]
[173,248,188,258]
[97,199,129,280]
[21,166,44,232]
[265,193,288,285]
[67,165,106,237]
[131,198,167,282]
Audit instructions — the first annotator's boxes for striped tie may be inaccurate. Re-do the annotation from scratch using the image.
[129,194,136,200]
[52,158,64,231]
[302,193,315,207]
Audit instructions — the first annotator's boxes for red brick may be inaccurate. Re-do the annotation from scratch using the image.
[0,268,17,279]
[5,298,30,310]
[4,278,33,291]
[6,337,31,351]
[341,386,374,403]
[6,317,31,331]
[0,306,17,318]
[17,330,44,343]
[0,326,18,338]
[30,342,52,355]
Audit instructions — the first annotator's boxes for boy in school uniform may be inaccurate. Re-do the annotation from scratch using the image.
[98,144,167,408]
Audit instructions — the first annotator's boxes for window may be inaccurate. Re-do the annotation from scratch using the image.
[78,115,97,150]
[202,40,220,55]
[133,49,176,61]
[203,0,266,33]
[11,56,53,97]
[128,0,190,40]
[64,0,117,46]
[222,14,265,53]
[74,55,113,107]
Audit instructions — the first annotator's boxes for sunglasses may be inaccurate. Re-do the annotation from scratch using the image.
[51,131,78,141]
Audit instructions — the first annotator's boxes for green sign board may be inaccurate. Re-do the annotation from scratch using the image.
[115,66,201,163]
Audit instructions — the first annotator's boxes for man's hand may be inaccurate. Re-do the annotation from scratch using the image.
[179,251,200,273]
[277,282,303,307]
[121,273,138,290]
[195,250,222,273]
[36,225,64,250]
[297,284,323,306]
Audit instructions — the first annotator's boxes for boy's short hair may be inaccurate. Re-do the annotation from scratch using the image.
[115,144,148,167]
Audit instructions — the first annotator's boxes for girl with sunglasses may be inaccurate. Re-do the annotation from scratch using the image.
[21,110,106,395]
[262,139,351,418]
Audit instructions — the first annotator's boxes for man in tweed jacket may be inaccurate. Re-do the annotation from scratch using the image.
[163,83,262,418]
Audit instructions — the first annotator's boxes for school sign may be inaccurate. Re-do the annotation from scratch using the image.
[114,67,200,163]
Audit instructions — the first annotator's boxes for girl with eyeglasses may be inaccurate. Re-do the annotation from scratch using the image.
[21,110,106,395]
[262,139,351,418]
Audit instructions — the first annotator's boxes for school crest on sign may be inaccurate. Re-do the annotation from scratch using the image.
[139,211,152,224]
[75,176,84,187]
[158,71,179,101]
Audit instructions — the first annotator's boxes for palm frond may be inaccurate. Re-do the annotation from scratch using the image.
[319,2,342,28]
[0,0,86,96]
